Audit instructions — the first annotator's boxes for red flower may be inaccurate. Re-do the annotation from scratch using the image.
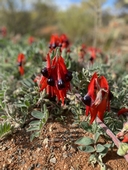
[35,52,72,105]
[0,26,7,37]
[59,34,70,48]
[17,53,25,76]
[87,47,101,64]
[83,72,110,124]
[48,34,60,50]
[78,44,86,62]
[28,36,35,45]
[48,34,70,53]
[118,108,128,116]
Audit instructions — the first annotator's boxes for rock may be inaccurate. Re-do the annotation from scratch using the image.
[70,166,75,170]
[49,125,52,132]
[50,157,56,164]
[43,138,48,145]
[2,146,7,151]
[63,152,68,158]
[62,145,67,151]
[36,147,41,153]
[8,159,12,164]
[36,163,40,168]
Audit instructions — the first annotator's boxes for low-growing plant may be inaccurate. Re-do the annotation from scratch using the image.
[75,121,113,170]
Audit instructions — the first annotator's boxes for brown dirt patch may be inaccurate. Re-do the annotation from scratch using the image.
[0,113,128,170]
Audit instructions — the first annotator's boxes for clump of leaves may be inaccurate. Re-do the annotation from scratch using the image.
[27,104,49,141]
[75,121,113,170]
[0,122,12,140]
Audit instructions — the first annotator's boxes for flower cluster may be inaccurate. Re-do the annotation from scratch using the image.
[17,53,25,76]
[0,26,7,37]
[34,51,72,105]
[87,47,101,63]
[82,72,111,124]
[77,44,108,64]
[48,34,70,51]
[28,36,35,45]
[78,44,86,62]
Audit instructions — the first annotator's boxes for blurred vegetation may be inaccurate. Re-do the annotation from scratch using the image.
[0,0,128,51]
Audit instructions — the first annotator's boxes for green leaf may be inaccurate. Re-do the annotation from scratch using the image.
[103,143,112,149]
[80,121,92,132]
[42,118,46,123]
[31,110,44,119]
[29,120,41,126]
[0,122,12,139]
[22,79,34,87]
[89,154,97,163]
[25,100,30,107]
[16,103,28,108]
[75,137,94,146]
[94,132,101,143]
[0,115,8,120]
[99,163,107,170]
[27,126,40,132]
[30,131,40,142]
[81,145,95,153]
[96,144,106,153]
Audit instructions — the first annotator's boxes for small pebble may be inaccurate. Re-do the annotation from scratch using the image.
[50,157,56,164]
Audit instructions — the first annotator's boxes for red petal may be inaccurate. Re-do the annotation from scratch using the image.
[88,72,97,101]
[17,53,25,62]
[59,90,65,105]
[122,135,128,143]
[118,108,128,116]
[39,78,47,92]
[53,87,60,101]
[90,106,98,124]
[46,53,51,69]
[59,57,67,74]
[97,99,107,122]
[99,76,109,91]
[19,66,24,75]
[46,85,50,95]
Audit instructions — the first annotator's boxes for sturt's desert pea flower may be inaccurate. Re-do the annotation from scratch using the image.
[0,26,7,37]
[87,47,101,63]
[35,52,72,105]
[82,72,110,124]
[78,44,86,62]
[28,36,35,45]
[59,34,70,49]
[48,34,60,50]
[17,53,25,76]
[48,34,70,52]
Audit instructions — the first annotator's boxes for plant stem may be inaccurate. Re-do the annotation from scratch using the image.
[96,117,128,162]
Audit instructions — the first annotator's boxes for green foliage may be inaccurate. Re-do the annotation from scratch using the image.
[27,104,49,141]
[75,121,113,169]
[0,122,12,139]
[117,143,128,156]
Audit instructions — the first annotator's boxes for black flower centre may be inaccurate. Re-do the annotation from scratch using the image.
[82,94,91,106]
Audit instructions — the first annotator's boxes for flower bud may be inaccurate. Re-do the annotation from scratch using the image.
[65,70,73,82]
[47,77,55,86]
[57,79,65,90]
[41,67,49,78]
[82,94,91,106]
